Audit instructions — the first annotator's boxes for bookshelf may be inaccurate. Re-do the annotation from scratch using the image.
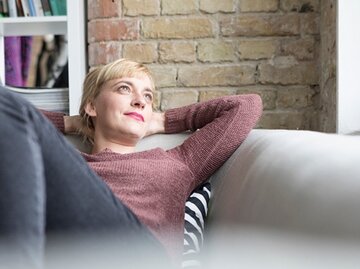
[0,0,86,115]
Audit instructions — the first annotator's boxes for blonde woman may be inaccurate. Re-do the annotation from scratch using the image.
[0,59,262,268]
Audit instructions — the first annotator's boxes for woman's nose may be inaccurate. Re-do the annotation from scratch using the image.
[131,94,146,109]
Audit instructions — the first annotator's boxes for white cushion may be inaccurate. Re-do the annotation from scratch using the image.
[209,129,360,237]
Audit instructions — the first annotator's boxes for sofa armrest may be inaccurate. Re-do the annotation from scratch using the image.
[207,129,360,238]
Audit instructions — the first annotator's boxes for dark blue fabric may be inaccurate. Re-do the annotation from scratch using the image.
[0,87,169,268]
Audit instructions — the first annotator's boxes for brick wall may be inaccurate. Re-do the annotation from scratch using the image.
[318,0,336,132]
[87,0,330,130]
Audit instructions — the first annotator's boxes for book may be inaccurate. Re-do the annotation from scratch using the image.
[33,0,44,16]
[8,0,18,17]
[26,36,43,87]
[27,0,36,16]
[49,0,66,15]
[40,0,51,15]
[5,85,69,113]
[0,1,4,16]
[20,0,30,16]
[15,0,24,16]
[1,0,9,17]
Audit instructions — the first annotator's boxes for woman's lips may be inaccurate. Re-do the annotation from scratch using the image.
[124,112,144,122]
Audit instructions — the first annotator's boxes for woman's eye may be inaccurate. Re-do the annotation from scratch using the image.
[144,93,153,102]
[117,86,131,93]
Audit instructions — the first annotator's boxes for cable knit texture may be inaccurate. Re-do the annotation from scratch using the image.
[43,95,263,260]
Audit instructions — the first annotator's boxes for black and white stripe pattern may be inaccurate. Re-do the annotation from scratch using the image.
[182,182,211,268]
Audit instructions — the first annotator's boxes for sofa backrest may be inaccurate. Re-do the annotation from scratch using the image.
[65,132,190,153]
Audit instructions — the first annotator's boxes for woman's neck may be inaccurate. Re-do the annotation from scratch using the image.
[91,143,135,154]
[91,135,137,154]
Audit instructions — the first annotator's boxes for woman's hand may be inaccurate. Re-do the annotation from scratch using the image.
[145,112,165,137]
[64,115,82,134]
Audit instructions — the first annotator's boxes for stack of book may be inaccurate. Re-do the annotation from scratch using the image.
[0,0,66,17]
[0,77,68,113]
[1,84,69,113]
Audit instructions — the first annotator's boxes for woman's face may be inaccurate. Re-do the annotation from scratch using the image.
[87,75,154,146]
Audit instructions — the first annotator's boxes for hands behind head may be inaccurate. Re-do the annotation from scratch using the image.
[145,112,165,137]
[64,115,86,135]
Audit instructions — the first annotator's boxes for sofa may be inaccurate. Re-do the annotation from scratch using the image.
[65,129,360,269]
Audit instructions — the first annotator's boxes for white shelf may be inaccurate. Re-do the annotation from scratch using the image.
[0,16,67,36]
[0,0,86,115]
[5,85,68,94]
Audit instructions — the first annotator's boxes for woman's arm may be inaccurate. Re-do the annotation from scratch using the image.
[41,110,66,133]
[165,94,263,188]
[64,115,81,134]
[41,110,80,134]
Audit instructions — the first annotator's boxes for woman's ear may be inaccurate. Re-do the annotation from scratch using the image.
[85,101,97,117]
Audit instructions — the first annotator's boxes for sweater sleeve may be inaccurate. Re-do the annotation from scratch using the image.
[40,109,66,133]
[165,94,262,188]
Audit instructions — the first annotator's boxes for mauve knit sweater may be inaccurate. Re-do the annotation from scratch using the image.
[43,94,263,259]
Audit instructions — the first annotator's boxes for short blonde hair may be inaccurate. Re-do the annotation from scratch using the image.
[78,58,155,144]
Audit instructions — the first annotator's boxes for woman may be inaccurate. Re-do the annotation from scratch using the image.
[0,58,262,268]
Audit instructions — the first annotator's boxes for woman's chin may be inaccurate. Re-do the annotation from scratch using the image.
[127,131,146,143]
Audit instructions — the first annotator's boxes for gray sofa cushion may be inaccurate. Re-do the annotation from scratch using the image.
[208,129,360,238]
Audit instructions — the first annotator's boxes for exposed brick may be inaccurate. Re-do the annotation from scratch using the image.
[197,41,236,62]
[88,19,140,42]
[221,14,300,37]
[258,57,319,85]
[161,90,198,110]
[237,87,277,110]
[258,111,310,130]
[88,42,122,66]
[321,0,336,29]
[162,0,197,15]
[276,86,316,109]
[238,39,279,60]
[159,42,196,63]
[321,20,336,82]
[280,0,320,12]
[178,65,256,87]
[200,0,235,13]
[318,79,336,131]
[87,0,120,19]
[123,43,158,63]
[153,90,161,111]
[85,0,326,131]
[240,0,278,12]
[199,89,235,102]
[320,33,336,86]
[142,17,214,39]
[147,65,177,88]
[123,0,159,16]
[318,0,336,132]
[280,37,315,60]
[301,13,320,34]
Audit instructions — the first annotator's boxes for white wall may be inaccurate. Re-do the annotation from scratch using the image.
[338,0,360,134]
